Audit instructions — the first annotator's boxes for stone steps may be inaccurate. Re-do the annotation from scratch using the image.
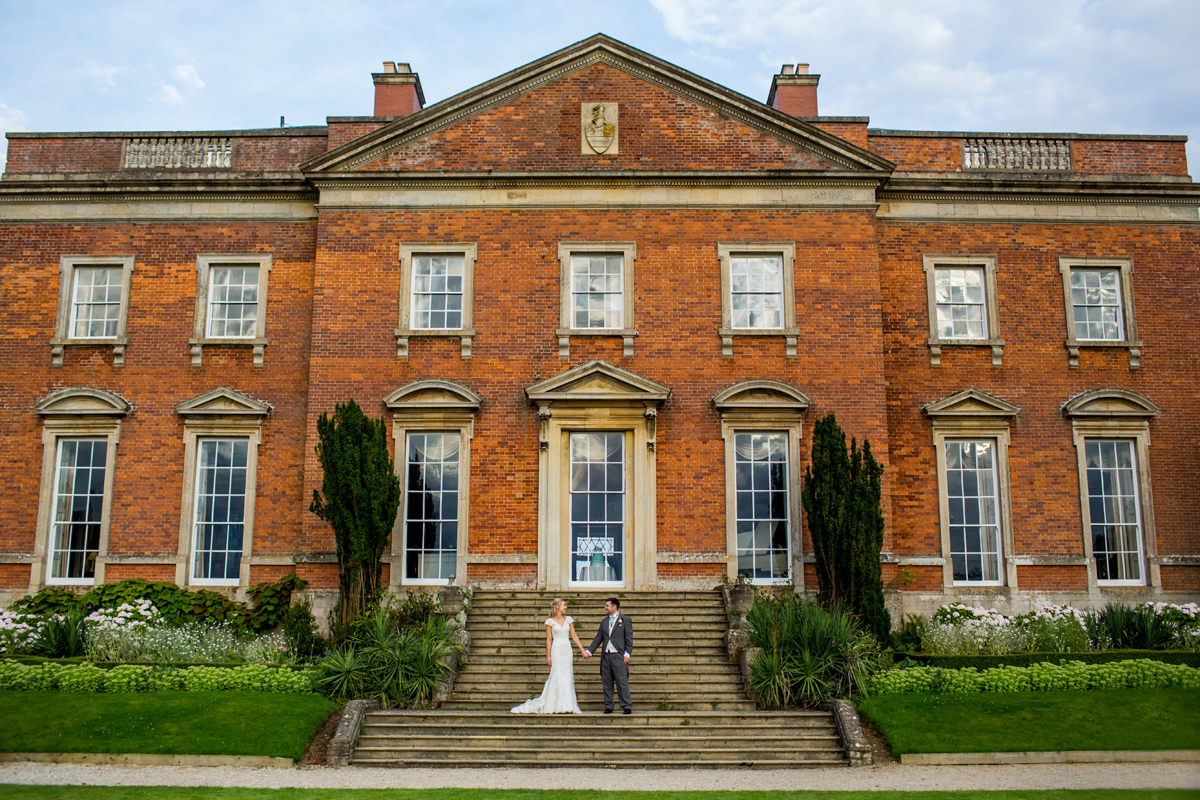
[347,590,849,768]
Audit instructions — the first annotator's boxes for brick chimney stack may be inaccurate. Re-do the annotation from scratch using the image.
[767,63,819,117]
[373,61,425,117]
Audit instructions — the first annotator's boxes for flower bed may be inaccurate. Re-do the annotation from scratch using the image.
[901,601,1199,656]
[869,657,1199,695]
[0,660,316,693]
[892,649,1200,670]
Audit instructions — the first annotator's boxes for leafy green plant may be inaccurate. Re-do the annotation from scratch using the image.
[746,591,887,708]
[801,413,890,641]
[281,598,327,661]
[310,399,401,626]
[0,659,315,694]
[31,614,88,658]
[869,657,1200,695]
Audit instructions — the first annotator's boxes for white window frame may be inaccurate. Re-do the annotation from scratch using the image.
[940,438,1005,586]
[1064,389,1159,590]
[922,255,1003,367]
[714,380,809,588]
[190,254,272,367]
[1058,257,1141,370]
[556,242,637,358]
[188,437,252,587]
[50,255,135,367]
[567,431,629,589]
[717,244,798,359]
[385,379,481,589]
[175,388,268,589]
[924,388,1019,591]
[396,243,477,360]
[1081,439,1147,587]
[400,431,466,586]
[31,388,129,592]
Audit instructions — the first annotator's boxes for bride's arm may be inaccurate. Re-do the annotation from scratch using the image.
[546,623,553,666]
[569,622,586,655]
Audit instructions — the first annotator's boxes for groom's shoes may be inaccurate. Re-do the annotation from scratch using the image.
[603,708,613,714]
[623,709,632,715]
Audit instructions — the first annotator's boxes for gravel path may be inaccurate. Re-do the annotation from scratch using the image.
[2,762,1198,791]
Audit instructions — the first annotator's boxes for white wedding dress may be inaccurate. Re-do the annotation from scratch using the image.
[510,616,582,714]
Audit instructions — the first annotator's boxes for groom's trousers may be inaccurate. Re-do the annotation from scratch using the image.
[600,652,632,711]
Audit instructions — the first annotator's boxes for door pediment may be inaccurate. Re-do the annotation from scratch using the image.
[525,359,670,406]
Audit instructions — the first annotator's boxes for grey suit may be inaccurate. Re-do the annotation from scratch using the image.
[588,613,633,712]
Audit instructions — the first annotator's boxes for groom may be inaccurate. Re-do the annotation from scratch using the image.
[582,597,633,714]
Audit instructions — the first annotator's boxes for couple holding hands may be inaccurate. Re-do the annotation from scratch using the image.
[510,597,633,715]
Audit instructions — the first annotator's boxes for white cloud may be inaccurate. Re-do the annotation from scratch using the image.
[153,84,184,106]
[170,64,205,91]
[80,62,128,88]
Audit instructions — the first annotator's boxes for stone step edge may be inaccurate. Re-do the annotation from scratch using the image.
[349,758,850,769]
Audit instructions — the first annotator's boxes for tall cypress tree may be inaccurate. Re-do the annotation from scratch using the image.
[310,399,401,624]
[802,413,891,641]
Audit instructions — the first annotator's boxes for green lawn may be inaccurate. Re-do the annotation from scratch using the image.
[0,792,1196,800]
[0,691,338,761]
[856,688,1200,755]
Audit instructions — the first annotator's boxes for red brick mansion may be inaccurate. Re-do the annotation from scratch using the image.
[2,35,1197,620]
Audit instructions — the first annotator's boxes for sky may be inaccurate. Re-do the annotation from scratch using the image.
[1,0,1197,171]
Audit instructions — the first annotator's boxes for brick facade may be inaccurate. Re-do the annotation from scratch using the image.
[1,35,1196,618]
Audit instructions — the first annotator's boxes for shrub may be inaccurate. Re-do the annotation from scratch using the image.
[32,614,89,658]
[0,610,49,655]
[58,664,106,692]
[281,598,327,662]
[9,575,308,634]
[746,590,887,709]
[869,658,1200,695]
[85,619,293,665]
[315,608,452,707]
[0,660,313,694]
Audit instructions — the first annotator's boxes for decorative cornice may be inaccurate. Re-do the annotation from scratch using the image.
[309,172,883,191]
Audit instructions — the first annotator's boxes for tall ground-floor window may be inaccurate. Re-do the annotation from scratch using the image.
[1086,439,1144,585]
[944,439,1002,584]
[192,438,247,584]
[734,432,789,582]
[569,431,625,586]
[49,438,107,583]
[404,432,460,583]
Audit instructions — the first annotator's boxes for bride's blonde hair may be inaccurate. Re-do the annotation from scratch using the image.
[550,599,567,616]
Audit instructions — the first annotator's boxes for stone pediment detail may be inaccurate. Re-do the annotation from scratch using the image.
[525,359,670,405]
[175,387,272,418]
[35,387,131,417]
[303,34,892,175]
[923,388,1020,419]
[384,379,482,411]
[1062,388,1158,419]
[713,380,811,413]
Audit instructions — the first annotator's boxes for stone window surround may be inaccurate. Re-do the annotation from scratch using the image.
[1063,388,1160,591]
[396,243,478,360]
[716,243,799,358]
[384,379,482,589]
[30,388,131,592]
[922,255,1003,368]
[1058,257,1142,370]
[526,360,669,591]
[51,255,136,368]
[924,389,1019,590]
[713,379,811,588]
[174,388,269,589]
[556,242,637,358]
[190,254,272,367]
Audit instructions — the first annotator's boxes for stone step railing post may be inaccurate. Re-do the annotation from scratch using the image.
[433,584,470,706]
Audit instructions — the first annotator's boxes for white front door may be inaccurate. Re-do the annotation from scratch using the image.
[568,431,625,587]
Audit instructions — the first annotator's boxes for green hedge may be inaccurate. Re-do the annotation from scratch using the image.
[893,649,1200,669]
[0,660,316,694]
[870,658,1199,695]
[1,655,314,671]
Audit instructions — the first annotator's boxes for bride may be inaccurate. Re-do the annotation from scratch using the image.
[511,599,586,714]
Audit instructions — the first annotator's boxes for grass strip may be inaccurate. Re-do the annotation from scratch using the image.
[0,790,1196,800]
[856,688,1200,755]
[0,690,337,761]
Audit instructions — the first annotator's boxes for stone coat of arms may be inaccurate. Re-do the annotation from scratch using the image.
[582,102,618,155]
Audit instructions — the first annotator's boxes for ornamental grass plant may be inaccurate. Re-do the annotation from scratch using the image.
[746,590,888,709]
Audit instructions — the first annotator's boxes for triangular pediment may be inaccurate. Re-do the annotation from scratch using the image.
[35,387,131,417]
[713,380,811,412]
[385,379,482,411]
[526,359,670,404]
[1063,388,1158,419]
[175,387,272,417]
[923,388,1020,419]
[304,35,892,175]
